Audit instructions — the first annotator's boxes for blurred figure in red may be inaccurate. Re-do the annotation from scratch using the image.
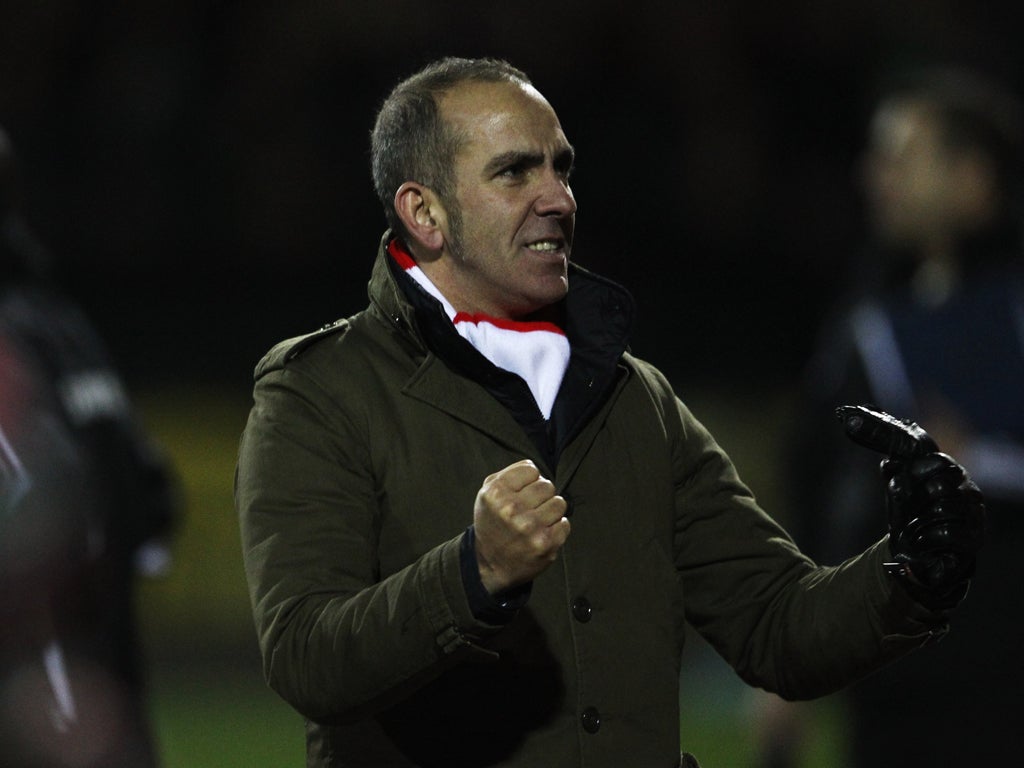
[752,66,1024,768]
[0,125,179,767]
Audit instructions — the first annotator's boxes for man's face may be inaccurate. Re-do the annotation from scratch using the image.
[861,99,958,248]
[434,79,576,319]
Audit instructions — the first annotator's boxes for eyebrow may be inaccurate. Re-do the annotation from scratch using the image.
[484,145,576,175]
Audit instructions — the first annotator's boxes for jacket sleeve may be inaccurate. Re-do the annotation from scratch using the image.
[667,395,946,701]
[235,358,503,725]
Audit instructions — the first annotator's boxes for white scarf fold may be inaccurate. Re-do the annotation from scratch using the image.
[390,243,569,419]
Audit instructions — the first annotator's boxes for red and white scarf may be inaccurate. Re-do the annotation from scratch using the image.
[389,241,569,419]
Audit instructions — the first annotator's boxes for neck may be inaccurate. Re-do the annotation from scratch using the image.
[911,245,960,307]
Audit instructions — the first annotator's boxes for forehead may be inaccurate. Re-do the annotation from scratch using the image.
[439,79,568,156]
[870,99,943,155]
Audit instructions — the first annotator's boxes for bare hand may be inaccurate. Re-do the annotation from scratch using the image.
[473,459,570,595]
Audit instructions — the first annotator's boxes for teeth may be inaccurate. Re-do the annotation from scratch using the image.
[527,241,560,252]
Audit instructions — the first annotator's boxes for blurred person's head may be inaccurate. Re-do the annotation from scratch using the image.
[0,124,51,284]
[861,67,1023,259]
[0,125,16,220]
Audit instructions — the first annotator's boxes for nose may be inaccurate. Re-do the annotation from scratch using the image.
[535,168,577,218]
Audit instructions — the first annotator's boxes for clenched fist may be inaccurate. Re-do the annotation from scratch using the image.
[473,460,570,595]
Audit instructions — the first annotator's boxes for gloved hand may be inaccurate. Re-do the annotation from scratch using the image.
[836,405,986,610]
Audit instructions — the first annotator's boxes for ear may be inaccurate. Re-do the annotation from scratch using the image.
[394,182,448,254]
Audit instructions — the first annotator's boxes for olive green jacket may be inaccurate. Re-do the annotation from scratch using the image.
[235,236,943,767]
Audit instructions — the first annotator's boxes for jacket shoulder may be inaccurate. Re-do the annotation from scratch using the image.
[254,318,351,380]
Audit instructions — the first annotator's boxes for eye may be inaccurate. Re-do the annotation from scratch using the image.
[498,162,526,179]
[554,151,575,182]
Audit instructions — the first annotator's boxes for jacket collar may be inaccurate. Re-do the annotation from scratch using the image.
[367,232,424,347]
[366,230,636,467]
[367,230,635,360]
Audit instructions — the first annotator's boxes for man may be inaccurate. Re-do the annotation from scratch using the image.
[752,67,1023,768]
[235,58,984,767]
[0,124,178,767]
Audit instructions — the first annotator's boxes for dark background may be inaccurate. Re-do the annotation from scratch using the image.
[3,0,1021,395]
[3,3,1022,764]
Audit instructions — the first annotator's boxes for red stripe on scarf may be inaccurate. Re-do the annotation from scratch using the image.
[453,313,565,336]
[387,238,417,270]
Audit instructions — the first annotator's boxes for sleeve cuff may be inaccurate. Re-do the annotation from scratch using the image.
[459,526,531,624]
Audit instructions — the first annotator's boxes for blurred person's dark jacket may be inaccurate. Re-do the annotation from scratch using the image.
[0,149,178,767]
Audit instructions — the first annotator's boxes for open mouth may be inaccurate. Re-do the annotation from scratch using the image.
[525,238,566,253]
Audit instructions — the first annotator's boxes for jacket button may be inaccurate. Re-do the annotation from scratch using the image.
[581,706,601,734]
[571,597,592,623]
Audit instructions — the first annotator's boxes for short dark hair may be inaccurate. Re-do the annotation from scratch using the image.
[370,57,531,239]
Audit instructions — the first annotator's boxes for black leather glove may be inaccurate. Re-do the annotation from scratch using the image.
[837,405,986,610]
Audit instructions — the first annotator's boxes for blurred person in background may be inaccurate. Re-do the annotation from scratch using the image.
[0,125,179,767]
[751,66,1024,767]
[236,57,987,768]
